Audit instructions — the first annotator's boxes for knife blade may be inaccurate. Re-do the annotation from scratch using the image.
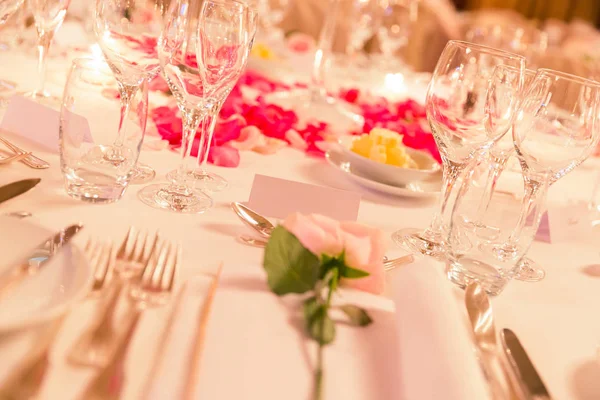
[0,179,41,205]
[0,224,83,299]
[231,202,274,238]
[501,328,552,399]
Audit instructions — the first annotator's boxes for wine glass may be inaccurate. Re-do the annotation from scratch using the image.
[265,0,364,132]
[165,0,255,193]
[23,0,70,105]
[346,0,381,62]
[492,69,600,281]
[377,0,418,71]
[391,41,526,259]
[138,0,213,213]
[94,0,164,184]
[0,0,24,100]
[255,0,288,41]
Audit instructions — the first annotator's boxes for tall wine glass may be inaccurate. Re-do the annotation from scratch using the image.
[392,41,526,259]
[94,0,164,184]
[266,0,364,132]
[377,0,418,71]
[494,69,600,281]
[167,0,255,192]
[346,0,381,61]
[255,0,288,41]
[24,0,70,105]
[138,0,213,213]
[0,0,24,99]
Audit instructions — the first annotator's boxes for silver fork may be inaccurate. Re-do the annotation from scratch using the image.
[0,152,31,165]
[0,135,50,169]
[68,227,157,367]
[0,240,114,399]
[82,239,179,400]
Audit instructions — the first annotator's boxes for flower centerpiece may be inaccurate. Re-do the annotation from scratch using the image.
[262,213,385,400]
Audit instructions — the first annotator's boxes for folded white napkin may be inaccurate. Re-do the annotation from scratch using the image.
[388,260,491,400]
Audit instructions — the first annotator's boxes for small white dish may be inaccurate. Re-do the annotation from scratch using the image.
[0,217,93,332]
[338,135,441,187]
[326,148,441,198]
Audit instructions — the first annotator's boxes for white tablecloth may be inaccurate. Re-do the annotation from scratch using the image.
[1,22,600,400]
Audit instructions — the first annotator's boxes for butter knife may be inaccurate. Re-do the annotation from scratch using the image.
[0,224,83,299]
[0,178,41,205]
[501,328,552,400]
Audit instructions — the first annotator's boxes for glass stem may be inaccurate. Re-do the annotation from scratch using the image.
[174,108,202,189]
[310,0,340,100]
[35,31,53,95]
[196,103,219,173]
[114,83,139,148]
[475,155,509,220]
[507,175,549,246]
[428,159,464,234]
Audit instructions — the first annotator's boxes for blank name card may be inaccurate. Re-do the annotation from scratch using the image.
[247,174,362,221]
[0,95,91,153]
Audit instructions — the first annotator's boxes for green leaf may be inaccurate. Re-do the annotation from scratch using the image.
[263,226,322,295]
[303,296,320,323]
[339,305,373,327]
[339,265,370,279]
[308,307,336,345]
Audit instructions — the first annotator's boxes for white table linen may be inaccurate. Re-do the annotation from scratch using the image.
[0,22,600,400]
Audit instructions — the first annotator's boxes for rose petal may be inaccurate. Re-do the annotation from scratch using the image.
[252,137,287,155]
[285,129,308,150]
[208,145,240,167]
[230,126,266,150]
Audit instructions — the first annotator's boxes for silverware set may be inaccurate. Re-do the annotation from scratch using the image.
[0,227,180,399]
[231,202,415,271]
[465,283,552,400]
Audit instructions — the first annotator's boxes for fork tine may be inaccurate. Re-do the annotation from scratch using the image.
[149,242,171,291]
[140,237,164,288]
[132,231,148,264]
[140,232,159,264]
[116,227,136,260]
[162,243,179,292]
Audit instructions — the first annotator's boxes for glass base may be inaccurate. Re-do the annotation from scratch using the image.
[64,177,126,204]
[446,259,509,296]
[166,169,228,192]
[130,163,156,185]
[0,79,17,94]
[513,257,545,282]
[265,89,364,133]
[138,183,213,214]
[391,227,445,259]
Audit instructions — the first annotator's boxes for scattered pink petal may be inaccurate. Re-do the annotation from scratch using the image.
[101,88,120,100]
[214,114,246,146]
[208,145,240,167]
[287,32,316,54]
[230,126,266,150]
[285,129,308,150]
[253,137,287,155]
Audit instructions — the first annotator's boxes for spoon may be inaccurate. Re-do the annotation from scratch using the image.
[231,202,274,238]
[465,283,522,400]
[5,211,32,219]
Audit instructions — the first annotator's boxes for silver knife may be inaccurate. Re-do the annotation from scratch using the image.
[0,179,41,205]
[0,224,83,299]
[501,328,552,400]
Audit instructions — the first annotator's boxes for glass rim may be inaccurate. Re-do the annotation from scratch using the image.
[446,40,526,62]
[69,57,112,75]
[536,68,600,87]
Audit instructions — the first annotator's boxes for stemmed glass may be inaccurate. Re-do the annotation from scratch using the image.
[266,0,364,132]
[376,0,418,71]
[491,69,600,281]
[346,0,381,64]
[94,0,163,184]
[0,0,24,98]
[24,0,70,105]
[255,0,288,41]
[392,41,526,259]
[166,0,256,193]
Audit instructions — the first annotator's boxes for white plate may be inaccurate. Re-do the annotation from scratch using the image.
[0,217,92,332]
[338,136,441,186]
[325,149,441,198]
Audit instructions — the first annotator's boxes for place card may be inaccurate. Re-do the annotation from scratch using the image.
[246,174,362,221]
[0,95,92,153]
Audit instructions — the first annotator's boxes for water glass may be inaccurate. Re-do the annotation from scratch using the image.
[60,58,148,203]
[444,157,540,296]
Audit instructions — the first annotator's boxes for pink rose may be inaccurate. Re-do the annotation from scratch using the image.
[283,213,385,294]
